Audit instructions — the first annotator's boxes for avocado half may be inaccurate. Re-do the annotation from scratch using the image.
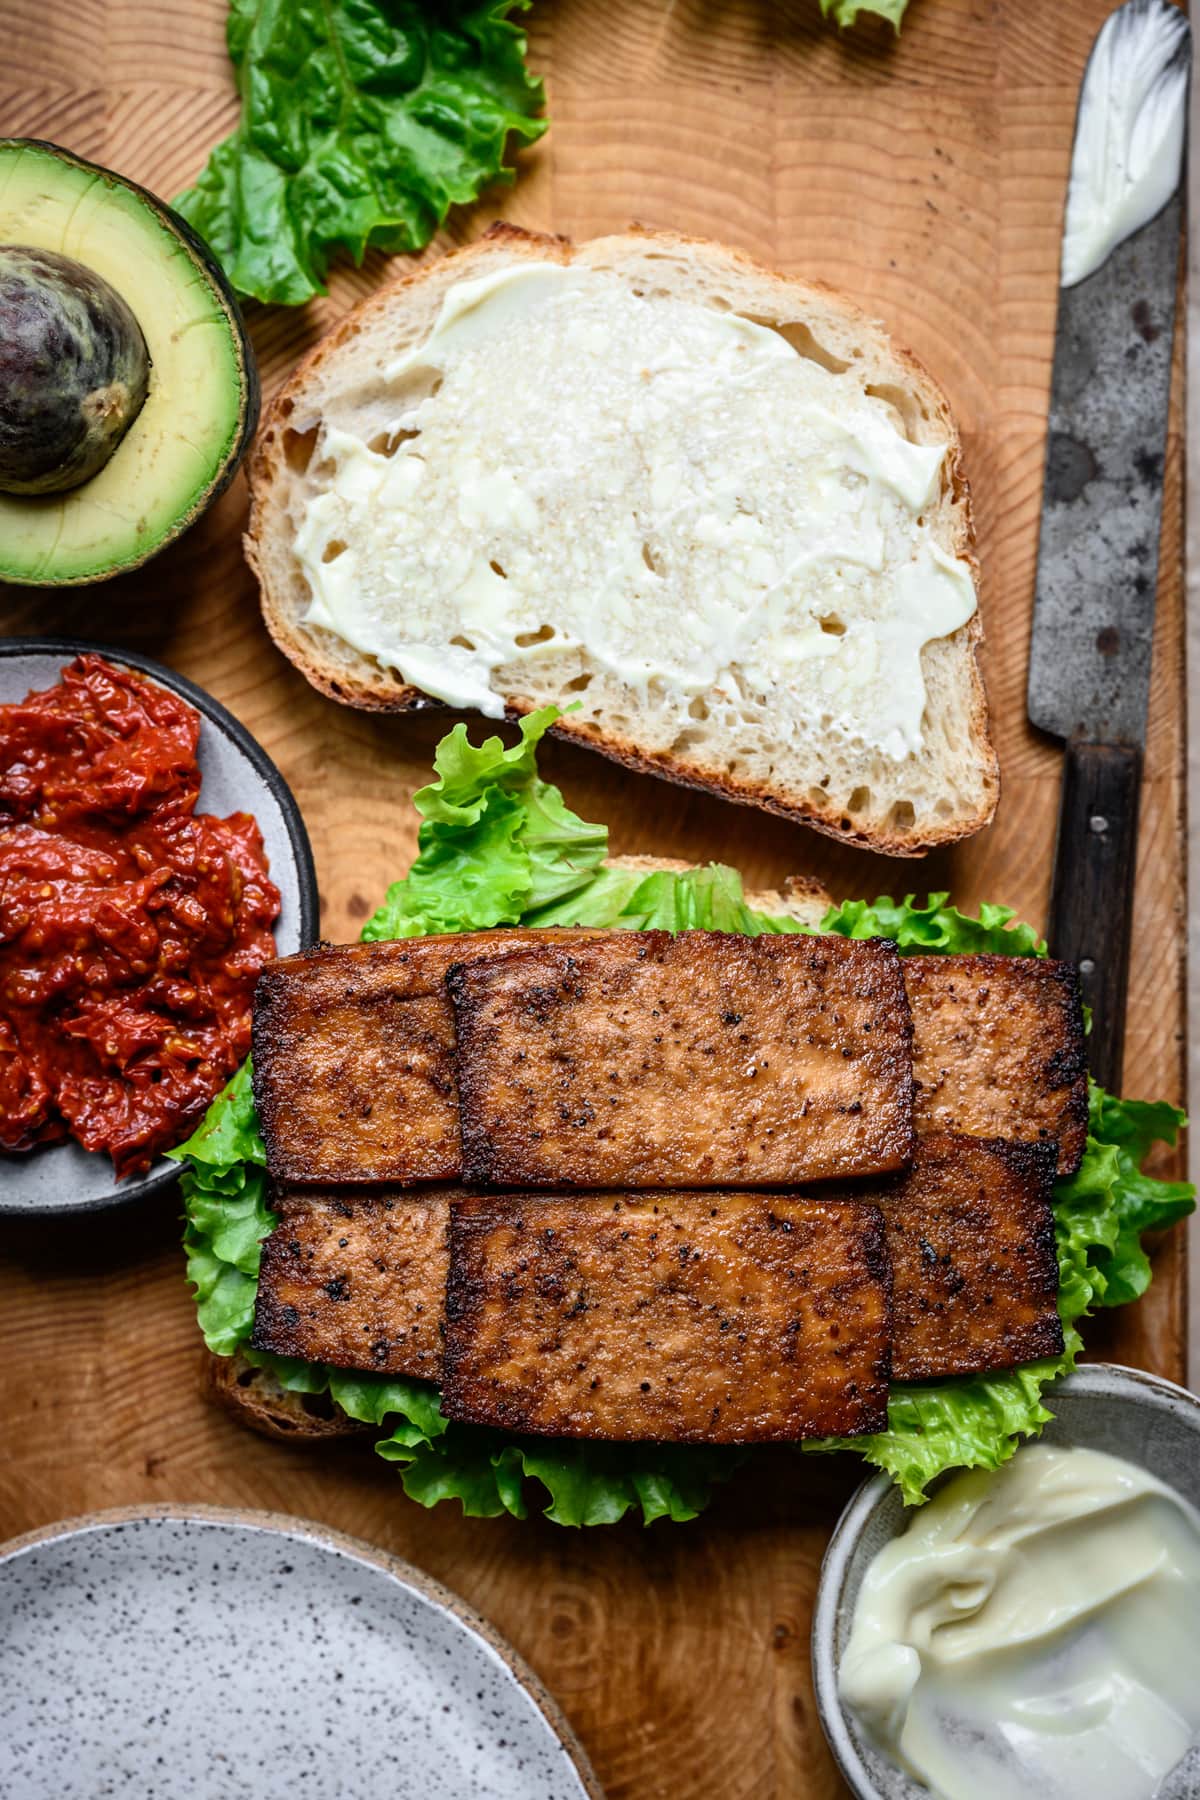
[0,139,259,585]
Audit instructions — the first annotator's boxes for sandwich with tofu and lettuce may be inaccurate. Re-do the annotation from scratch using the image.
[176,710,1192,1527]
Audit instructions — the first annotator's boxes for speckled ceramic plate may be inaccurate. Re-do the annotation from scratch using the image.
[0,640,319,1216]
[0,1506,603,1800]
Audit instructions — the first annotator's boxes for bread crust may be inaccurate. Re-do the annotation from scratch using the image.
[247,224,998,857]
[201,1349,369,1441]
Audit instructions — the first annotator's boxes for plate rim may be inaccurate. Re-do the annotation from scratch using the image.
[0,1500,606,1800]
[0,636,320,1217]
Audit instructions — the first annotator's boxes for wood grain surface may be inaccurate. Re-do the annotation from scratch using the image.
[0,5,1189,1797]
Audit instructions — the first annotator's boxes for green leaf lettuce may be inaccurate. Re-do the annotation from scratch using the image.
[822,892,1046,958]
[176,0,547,306]
[819,0,910,28]
[362,707,607,937]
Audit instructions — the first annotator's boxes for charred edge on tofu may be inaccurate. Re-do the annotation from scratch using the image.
[905,953,1089,1177]
[882,1135,1063,1382]
[440,1194,893,1442]
[447,932,917,1189]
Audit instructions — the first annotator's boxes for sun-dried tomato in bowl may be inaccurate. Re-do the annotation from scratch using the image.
[0,653,281,1178]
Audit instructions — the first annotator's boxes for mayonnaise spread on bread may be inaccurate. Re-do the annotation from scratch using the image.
[295,263,976,759]
[1059,0,1188,290]
[840,1444,1200,1800]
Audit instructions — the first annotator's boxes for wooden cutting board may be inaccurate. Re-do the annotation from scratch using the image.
[0,4,1188,1795]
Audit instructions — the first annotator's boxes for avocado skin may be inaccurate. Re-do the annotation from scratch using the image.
[0,246,152,496]
[0,139,260,585]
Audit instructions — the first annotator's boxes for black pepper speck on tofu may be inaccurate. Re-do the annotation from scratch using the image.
[904,955,1087,1174]
[819,1131,1063,1381]
[447,930,916,1188]
[441,1189,892,1442]
[252,1185,454,1378]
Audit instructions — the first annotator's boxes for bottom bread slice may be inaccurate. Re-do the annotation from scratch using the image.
[869,1132,1063,1381]
[441,1191,892,1443]
[252,1186,452,1379]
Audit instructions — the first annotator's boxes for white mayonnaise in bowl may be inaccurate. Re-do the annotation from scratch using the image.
[811,1363,1200,1800]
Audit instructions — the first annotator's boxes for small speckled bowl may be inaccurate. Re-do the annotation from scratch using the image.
[0,1504,604,1800]
[811,1363,1200,1800]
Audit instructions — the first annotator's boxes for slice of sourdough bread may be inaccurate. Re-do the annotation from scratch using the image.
[203,855,833,1441]
[202,1346,368,1441]
[249,225,996,856]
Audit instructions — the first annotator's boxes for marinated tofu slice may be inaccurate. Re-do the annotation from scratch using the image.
[442,1191,892,1443]
[252,928,601,1185]
[448,931,915,1189]
[904,954,1087,1175]
[251,1185,452,1378]
[873,1132,1062,1382]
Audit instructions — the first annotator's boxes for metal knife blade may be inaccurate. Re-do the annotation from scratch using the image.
[1026,0,1189,1091]
[1026,191,1182,747]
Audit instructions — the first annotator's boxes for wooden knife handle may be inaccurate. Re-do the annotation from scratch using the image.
[1048,739,1142,1094]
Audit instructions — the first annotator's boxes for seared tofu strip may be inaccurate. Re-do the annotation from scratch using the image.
[904,954,1087,1175]
[252,929,600,1185]
[871,1132,1062,1382]
[448,931,915,1188]
[442,1191,892,1443]
[252,1186,452,1378]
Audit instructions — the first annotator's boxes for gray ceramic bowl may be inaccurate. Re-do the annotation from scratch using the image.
[812,1363,1200,1800]
[0,1504,604,1800]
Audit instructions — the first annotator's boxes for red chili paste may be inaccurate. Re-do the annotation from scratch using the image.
[0,654,281,1178]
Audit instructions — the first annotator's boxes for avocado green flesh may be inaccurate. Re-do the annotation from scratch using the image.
[0,143,246,583]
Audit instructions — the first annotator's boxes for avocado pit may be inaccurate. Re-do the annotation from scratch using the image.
[0,245,151,496]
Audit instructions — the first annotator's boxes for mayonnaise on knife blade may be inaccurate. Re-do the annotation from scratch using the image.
[1060,0,1190,289]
